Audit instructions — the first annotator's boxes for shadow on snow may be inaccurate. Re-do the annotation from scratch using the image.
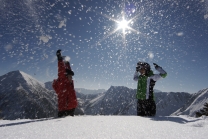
[0,117,61,128]
[150,116,201,124]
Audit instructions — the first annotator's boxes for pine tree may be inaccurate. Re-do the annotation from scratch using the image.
[195,102,208,117]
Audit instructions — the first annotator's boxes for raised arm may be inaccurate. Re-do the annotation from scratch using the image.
[153,63,167,78]
[150,63,167,81]
[56,50,67,79]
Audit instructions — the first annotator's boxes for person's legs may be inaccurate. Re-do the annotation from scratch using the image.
[137,100,145,116]
[58,109,74,117]
[66,108,75,116]
[58,111,65,117]
[144,100,156,116]
[150,100,156,116]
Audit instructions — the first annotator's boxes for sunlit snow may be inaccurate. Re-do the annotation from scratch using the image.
[0,116,207,139]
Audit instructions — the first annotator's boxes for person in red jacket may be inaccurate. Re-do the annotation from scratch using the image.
[52,50,78,117]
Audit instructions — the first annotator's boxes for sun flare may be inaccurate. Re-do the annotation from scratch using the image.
[95,10,144,46]
[118,19,129,31]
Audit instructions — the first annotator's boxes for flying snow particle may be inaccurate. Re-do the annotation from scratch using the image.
[176,32,184,36]
[132,8,136,13]
[148,52,154,59]
[68,10,72,14]
[64,56,71,62]
[39,35,52,43]
[204,14,208,19]
[4,44,13,51]
[58,19,67,28]
[43,53,48,59]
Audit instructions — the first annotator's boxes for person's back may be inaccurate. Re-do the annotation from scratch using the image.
[53,50,77,117]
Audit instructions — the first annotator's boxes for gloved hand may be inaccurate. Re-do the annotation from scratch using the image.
[66,69,74,76]
[136,67,139,72]
[153,63,160,69]
[56,49,62,61]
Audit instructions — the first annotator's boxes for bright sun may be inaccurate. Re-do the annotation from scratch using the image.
[95,11,143,46]
[118,19,129,30]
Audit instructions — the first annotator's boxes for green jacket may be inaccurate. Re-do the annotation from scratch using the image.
[133,66,167,100]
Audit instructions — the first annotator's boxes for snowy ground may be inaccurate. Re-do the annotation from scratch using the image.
[0,115,207,139]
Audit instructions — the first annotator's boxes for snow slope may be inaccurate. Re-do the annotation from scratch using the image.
[172,88,208,116]
[0,115,207,139]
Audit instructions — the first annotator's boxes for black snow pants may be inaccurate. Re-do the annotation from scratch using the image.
[137,99,156,116]
[58,108,75,117]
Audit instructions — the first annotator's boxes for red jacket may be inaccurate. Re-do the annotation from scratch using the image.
[52,60,77,111]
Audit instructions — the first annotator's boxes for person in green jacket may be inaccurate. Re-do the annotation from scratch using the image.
[133,62,167,116]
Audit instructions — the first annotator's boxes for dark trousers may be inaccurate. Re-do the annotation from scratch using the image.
[137,99,156,116]
[58,108,75,117]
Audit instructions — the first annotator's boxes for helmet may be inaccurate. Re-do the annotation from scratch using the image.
[136,62,150,71]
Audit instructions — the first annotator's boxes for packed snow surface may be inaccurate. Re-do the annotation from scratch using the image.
[0,115,207,139]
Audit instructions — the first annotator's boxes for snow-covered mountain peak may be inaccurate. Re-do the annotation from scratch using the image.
[0,70,58,120]
[0,70,44,92]
[19,70,45,87]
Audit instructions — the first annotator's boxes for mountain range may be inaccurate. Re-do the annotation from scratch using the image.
[0,70,207,120]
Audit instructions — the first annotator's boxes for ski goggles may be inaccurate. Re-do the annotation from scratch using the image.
[136,62,150,70]
[136,65,144,70]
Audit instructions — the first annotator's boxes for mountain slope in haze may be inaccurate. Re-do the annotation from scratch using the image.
[84,86,136,115]
[156,92,191,116]
[84,86,208,117]
[45,81,106,95]
[83,86,194,116]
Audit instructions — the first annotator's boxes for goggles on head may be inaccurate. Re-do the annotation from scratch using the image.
[136,62,150,71]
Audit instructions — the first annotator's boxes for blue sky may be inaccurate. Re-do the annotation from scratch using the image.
[0,0,208,93]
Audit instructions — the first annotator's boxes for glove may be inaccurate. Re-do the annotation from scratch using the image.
[136,67,139,72]
[66,69,74,76]
[56,49,62,61]
[153,63,160,69]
